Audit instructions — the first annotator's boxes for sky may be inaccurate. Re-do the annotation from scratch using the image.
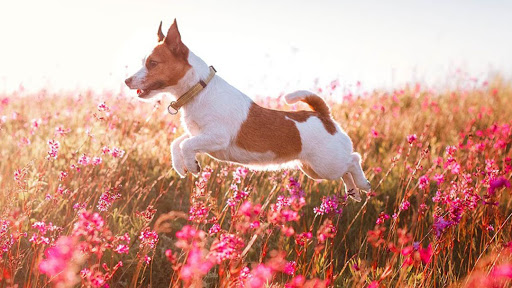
[1,0,512,97]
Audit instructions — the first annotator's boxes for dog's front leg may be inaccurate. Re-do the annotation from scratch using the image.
[170,134,190,177]
[180,132,230,176]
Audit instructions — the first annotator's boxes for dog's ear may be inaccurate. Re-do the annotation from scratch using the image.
[164,19,186,55]
[157,21,165,42]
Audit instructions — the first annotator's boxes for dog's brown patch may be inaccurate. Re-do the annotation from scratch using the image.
[141,20,191,89]
[235,103,337,160]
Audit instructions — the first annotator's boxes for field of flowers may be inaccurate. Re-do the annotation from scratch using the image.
[0,75,511,288]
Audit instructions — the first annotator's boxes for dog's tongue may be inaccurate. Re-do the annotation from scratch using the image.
[136,89,143,95]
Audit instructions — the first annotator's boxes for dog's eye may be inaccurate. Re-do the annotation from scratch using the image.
[147,60,158,69]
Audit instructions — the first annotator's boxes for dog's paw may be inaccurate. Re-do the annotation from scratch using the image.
[184,159,201,177]
[361,180,371,192]
[347,188,362,202]
[172,158,187,178]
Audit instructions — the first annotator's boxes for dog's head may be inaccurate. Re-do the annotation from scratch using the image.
[125,19,191,99]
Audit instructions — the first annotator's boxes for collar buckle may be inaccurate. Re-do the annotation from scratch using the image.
[167,101,179,115]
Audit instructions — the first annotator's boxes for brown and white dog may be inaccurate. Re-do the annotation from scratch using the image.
[125,20,371,201]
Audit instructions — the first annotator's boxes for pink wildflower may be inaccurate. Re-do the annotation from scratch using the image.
[92,157,102,166]
[434,174,444,184]
[180,246,213,282]
[97,102,110,112]
[101,146,110,155]
[46,139,60,160]
[407,134,417,144]
[59,171,68,181]
[39,236,83,287]
[209,233,244,264]
[419,175,430,189]
[97,188,121,212]
[110,147,125,158]
[284,261,296,275]
[209,224,221,234]
[139,228,159,249]
[399,200,410,211]
[114,245,129,254]
[313,195,343,215]
[488,176,511,196]
[246,264,273,288]
[78,154,91,166]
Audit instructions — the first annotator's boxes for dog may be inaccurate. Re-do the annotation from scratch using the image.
[125,20,371,201]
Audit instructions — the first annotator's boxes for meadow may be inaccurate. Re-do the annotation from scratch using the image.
[0,75,511,288]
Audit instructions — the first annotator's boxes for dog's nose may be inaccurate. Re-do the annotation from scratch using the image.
[125,77,133,87]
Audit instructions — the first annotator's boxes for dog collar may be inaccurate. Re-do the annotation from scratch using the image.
[167,66,216,115]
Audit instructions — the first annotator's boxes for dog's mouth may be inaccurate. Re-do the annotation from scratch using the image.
[135,81,166,99]
[136,89,151,98]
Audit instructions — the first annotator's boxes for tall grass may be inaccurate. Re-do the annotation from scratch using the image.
[0,76,511,287]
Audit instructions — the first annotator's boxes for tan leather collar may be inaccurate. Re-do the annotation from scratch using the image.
[167,66,216,115]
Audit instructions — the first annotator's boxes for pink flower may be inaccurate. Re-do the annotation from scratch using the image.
[239,201,261,217]
[313,195,343,216]
[31,118,42,129]
[209,233,244,264]
[188,202,210,223]
[92,157,102,166]
[317,219,337,243]
[246,264,273,288]
[433,174,444,184]
[46,139,60,160]
[407,134,417,144]
[419,244,433,264]
[176,225,206,242]
[180,246,213,282]
[284,261,296,275]
[419,175,430,190]
[295,232,313,247]
[139,228,159,249]
[233,166,249,183]
[445,145,457,156]
[165,249,175,263]
[97,102,110,112]
[55,126,71,136]
[488,176,511,196]
[110,147,125,158]
[492,264,512,279]
[39,236,83,287]
[101,146,110,155]
[114,244,129,254]
[78,154,91,166]
[450,163,461,175]
[209,224,221,234]
[14,169,25,184]
[368,280,380,288]
[399,200,410,211]
[59,171,68,181]
[97,188,121,212]
[376,212,390,225]
[371,128,379,138]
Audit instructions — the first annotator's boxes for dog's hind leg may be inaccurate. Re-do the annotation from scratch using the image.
[349,153,371,191]
[171,134,189,178]
[342,173,361,202]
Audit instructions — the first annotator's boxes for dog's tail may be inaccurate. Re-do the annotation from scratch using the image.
[284,90,331,117]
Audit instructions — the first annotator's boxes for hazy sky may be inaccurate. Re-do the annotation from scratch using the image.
[1,0,511,96]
